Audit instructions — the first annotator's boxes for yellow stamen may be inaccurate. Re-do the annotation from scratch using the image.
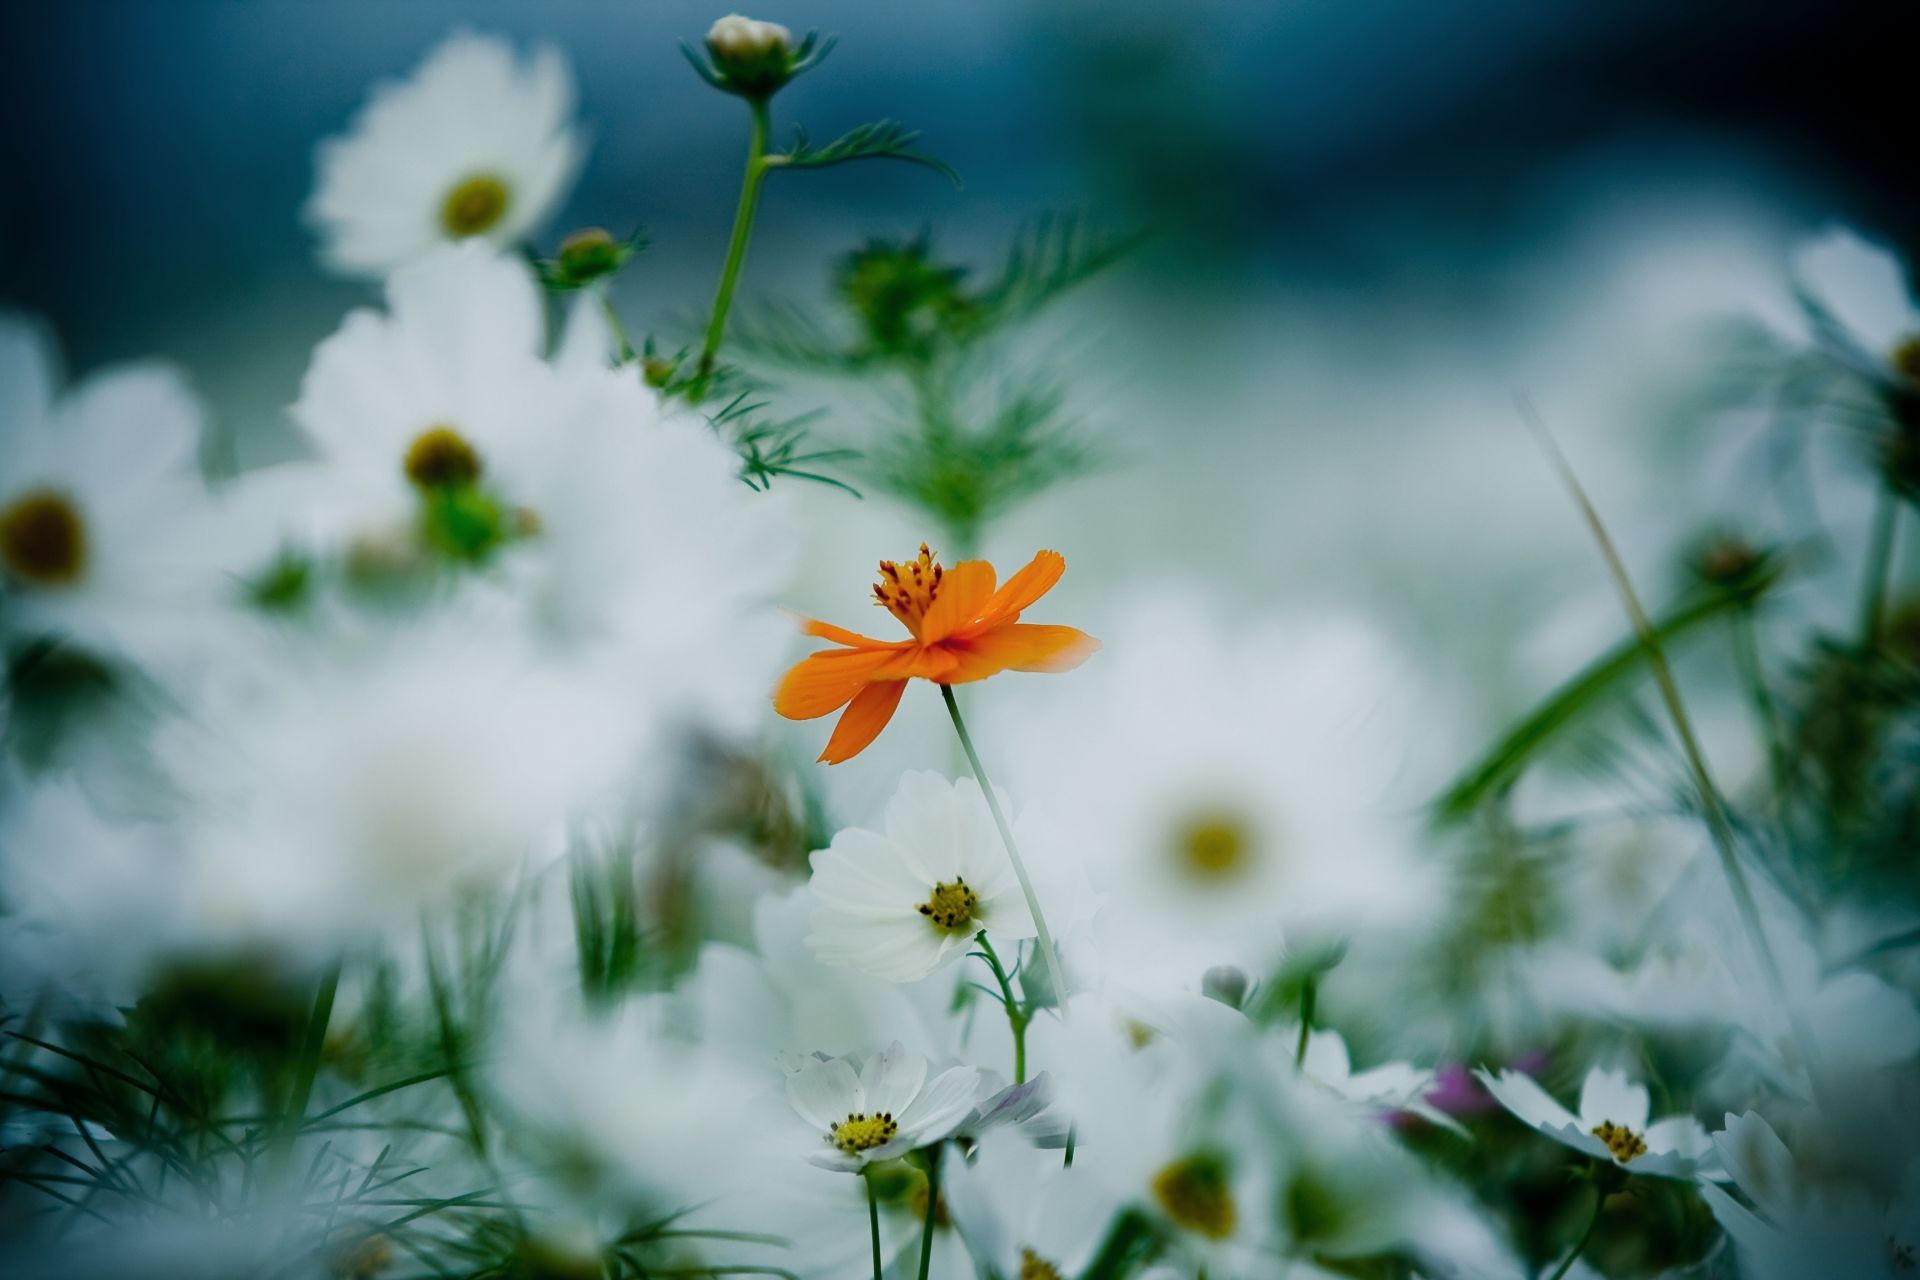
[1894,335,1920,382]
[1174,812,1255,881]
[917,877,978,933]
[1018,1249,1063,1280]
[1591,1120,1648,1162]
[440,174,511,238]
[827,1110,898,1155]
[1152,1153,1236,1239]
[404,426,483,489]
[874,543,943,633]
[0,488,87,587]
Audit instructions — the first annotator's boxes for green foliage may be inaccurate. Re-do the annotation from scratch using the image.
[771,120,960,185]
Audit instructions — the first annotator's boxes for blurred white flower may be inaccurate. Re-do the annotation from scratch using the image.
[0,315,261,674]
[1294,1027,1461,1133]
[307,30,583,277]
[1791,226,1920,386]
[784,1040,984,1172]
[1477,1065,1719,1180]
[806,771,1035,982]
[162,596,627,954]
[943,1130,1119,1280]
[487,990,767,1219]
[0,772,184,1012]
[1700,1110,1920,1280]
[1001,600,1448,993]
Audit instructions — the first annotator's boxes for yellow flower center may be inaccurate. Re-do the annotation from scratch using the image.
[1591,1120,1648,1162]
[1151,1153,1236,1240]
[404,426,483,489]
[1018,1249,1063,1280]
[440,173,511,238]
[1173,811,1257,882]
[874,543,943,633]
[917,877,978,933]
[1894,334,1920,383]
[0,488,88,587]
[827,1110,898,1155]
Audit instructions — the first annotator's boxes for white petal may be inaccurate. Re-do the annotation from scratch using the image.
[1792,226,1920,357]
[786,1057,860,1131]
[1475,1068,1578,1134]
[1577,1067,1649,1133]
[861,1042,928,1119]
[1710,1112,1795,1218]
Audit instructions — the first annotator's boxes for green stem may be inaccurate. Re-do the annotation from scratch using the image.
[916,1144,942,1280]
[865,1170,883,1280]
[276,959,342,1165]
[1860,482,1900,651]
[697,96,772,385]
[1294,978,1317,1068]
[941,684,1068,1012]
[1729,609,1789,802]
[1545,1184,1605,1280]
[1526,405,1794,1020]
[973,932,1028,1084]
[599,288,637,364]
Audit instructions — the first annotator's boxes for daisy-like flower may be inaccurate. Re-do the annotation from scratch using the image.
[783,1041,985,1172]
[0,315,260,673]
[307,30,584,278]
[774,544,1098,764]
[1791,227,1920,391]
[1476,1065,1720,1180]
[943,1130,1120,1280]
[806,771,1035,982]
[1295,1028,1462,1133]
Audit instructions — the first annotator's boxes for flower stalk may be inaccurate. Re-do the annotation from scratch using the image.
[865,1168,883,1280]
[698,96,772,385]
[973,931,1028,1084]
[915,1144,942,1280]
[941,684,1068,1011]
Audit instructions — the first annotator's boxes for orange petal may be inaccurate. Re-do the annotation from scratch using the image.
[797,615,903,650]
[917,560,997,643]
[774,648,904,720]
[942,624,1101,683]
[962,550,1066,635]
[818,679,908,764]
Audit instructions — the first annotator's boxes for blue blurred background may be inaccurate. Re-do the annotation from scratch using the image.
[3,0,1913,761]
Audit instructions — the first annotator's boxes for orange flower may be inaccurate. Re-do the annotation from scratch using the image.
[775,545,1099,764]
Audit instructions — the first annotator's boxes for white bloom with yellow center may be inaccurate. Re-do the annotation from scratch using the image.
[806,771,1035,983]
[307,30,583,277]
[0,315,263,674]
[1791,226,1920,388]
[784,1041,985,1172]
[944,1130,1120,1280]
[1476,1065,1719,1180]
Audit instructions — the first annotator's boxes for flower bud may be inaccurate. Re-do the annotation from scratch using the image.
[557,227,621,282]
[706,13,791,62]
[1201,965,1249,1010]
[697,14,811,100]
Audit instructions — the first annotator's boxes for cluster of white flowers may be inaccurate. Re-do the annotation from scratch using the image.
[4,17,1920,1280]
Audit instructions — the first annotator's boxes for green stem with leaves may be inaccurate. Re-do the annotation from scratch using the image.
[941,684,1068,1012]
[698,97,773,384]
[973,932,1028,1084]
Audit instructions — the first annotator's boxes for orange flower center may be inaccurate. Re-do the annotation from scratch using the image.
[874,543,944,633]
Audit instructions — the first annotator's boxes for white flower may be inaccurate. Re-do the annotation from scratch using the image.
[1476,1065,1719,1180]
[1791,226,1920,386]
[307,30,583,277]
[1700,1110,1920,1280]
[1295,1028,1461,1133]
[286,241,555,545]
[783,1041,985,1172]
[806,771,1035,982]
[706,14,792,62]
[0,315,261,674]
[944,1130,1120,1280]
[1001,600,1448,993]
[161,596,628,954]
